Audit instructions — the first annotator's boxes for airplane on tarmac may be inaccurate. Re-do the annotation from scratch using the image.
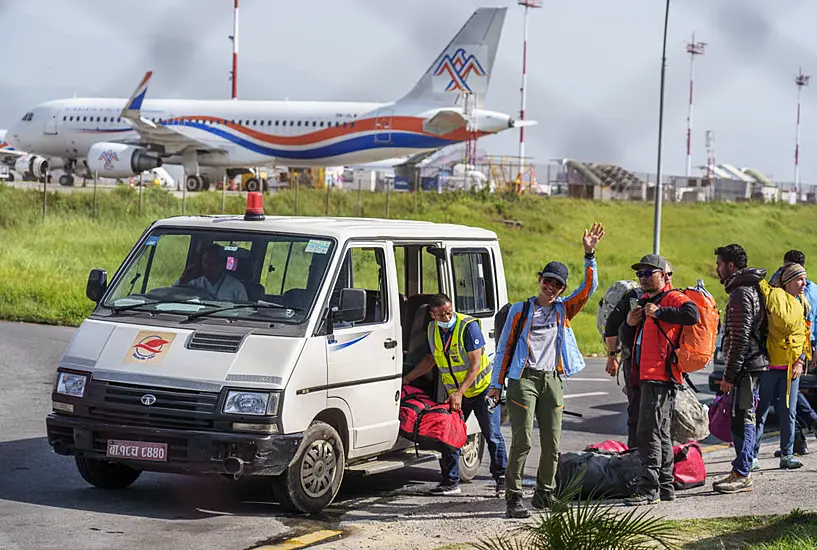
[0,128,58,182]
[4,7,534,192]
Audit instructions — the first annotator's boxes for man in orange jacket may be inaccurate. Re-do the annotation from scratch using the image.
[623,254,699,506]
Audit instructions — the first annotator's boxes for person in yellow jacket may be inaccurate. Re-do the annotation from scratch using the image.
[403,293,508,496]
[752,262,813,470]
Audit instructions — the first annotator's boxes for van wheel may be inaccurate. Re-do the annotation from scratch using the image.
[272,421,345,513]
[458,433,485,483]
[75,456,142,489]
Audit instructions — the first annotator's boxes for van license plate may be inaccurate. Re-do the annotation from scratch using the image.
[106,439,168,462]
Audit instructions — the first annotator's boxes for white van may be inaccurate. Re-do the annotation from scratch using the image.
[46,196,508,513]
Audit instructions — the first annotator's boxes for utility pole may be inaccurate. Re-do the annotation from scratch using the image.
[685,32,706,178]
[794,68,810,190]
[653,0,671,255]
[517,0,541,191]
[229,0,239,99]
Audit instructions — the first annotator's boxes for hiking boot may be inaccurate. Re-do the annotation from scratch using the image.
[713,473,753,494]
[780,455,804,469]
[795,439,810,456]
[712,472,738,491]
[659,489,676,502]
[506,495,531,519]
[623,493,660,507]
[495,477,506,498]
[428,483,461,496]
[531,490,554,510]
[750,458,760,472]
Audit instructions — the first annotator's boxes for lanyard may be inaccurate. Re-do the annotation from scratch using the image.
[441,328,454,354]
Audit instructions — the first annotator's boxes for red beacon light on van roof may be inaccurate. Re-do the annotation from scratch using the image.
[244,192,265,221]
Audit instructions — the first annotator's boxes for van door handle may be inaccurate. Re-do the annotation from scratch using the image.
[488,330,496,339]
[384,338,398,349]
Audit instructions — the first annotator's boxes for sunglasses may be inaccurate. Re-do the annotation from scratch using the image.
[636,269,662,279]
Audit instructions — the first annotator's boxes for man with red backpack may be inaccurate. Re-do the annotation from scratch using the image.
[623,254,700,506]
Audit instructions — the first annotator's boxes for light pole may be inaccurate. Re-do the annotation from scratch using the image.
[517,0,541,190]
[685,33,706,178]
[794,68,810,190]
[653,0,671,255]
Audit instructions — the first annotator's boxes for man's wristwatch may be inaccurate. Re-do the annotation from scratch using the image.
[608,350,619,357]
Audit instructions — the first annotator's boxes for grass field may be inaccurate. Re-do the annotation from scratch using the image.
[3,184,817,354]
[673,509,817,549]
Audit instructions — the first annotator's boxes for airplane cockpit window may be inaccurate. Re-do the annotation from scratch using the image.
[22,112,34,121]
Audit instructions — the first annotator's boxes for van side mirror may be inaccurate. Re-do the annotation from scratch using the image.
[86,269,108,303]
[337,288,366,323]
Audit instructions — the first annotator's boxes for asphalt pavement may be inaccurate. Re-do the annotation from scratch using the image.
[1,320,799,550]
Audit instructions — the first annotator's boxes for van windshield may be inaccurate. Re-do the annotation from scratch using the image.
[103,228,335,324]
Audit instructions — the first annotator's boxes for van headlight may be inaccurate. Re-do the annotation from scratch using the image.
[56,372,88,397]
[223,391,280,416]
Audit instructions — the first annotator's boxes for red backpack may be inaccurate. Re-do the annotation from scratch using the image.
[399,385,467,453]
[585,440,629,453]
[673,440,706,489]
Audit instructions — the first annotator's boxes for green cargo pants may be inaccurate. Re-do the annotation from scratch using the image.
[505,369,564,501]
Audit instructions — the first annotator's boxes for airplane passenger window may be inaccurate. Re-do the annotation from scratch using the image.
[290,121,295,126]
[312,121,317,127]
[62,116,66,121]
[253,120,257,125]
[69,116,74,122]
[83,117,87,122]
[351,122,355,128]
[342,122,347,128]
[297,121,302,127]
[275,121,279,126]
[103,117,107,122]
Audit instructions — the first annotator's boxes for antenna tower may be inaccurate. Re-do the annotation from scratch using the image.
[516,0,542,190]
[794,67,810,188]
[685,32,706,178]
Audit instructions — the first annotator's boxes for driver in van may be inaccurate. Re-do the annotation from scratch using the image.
[176,243,248,302]
[402,293,508,497]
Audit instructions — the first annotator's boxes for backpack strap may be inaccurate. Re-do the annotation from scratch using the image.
[510,300,532,357]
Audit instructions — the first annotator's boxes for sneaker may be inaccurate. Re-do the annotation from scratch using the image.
[623,493,660,507]
[780,455,804,469]
[714,473,753,494]
[505,495,531,519]
[531,490,554,510]
[712,472,737,490]
[750,458,760,472]
[659,489,676,502]
[495,477,506,498]
[428,483,461,496]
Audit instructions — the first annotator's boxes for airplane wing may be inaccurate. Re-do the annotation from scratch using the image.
[119,72,228,155]
[422,109,468,136]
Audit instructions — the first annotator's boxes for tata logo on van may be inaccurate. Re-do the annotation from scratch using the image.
[141,394,157,406]
[125,331,177,365]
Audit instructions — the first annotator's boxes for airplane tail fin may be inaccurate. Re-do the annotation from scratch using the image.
[398,7,506,107]
[121,71,153,119]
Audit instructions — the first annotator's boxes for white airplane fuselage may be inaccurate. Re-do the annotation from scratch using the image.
[9,97,505,169]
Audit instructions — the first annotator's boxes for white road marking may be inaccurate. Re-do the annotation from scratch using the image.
[564,391,608,399]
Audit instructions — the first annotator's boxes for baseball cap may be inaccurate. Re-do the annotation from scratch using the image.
[538,261,568,286]
[631,254,668,272]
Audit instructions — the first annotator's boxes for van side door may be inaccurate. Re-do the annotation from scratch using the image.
[448,246,499,362]
[325,242,401,452]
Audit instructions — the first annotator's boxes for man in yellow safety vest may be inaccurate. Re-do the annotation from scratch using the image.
[403,293,508,496]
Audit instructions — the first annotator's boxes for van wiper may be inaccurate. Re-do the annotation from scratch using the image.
[109,299,221,314]
[182,302,302,322]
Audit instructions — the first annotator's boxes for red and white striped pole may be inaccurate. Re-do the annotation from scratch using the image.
[794,68,810,189]
[517,1,541,190]
[231,0,239,99]
[685,33,706,178]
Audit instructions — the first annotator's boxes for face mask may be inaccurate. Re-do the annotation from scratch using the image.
[437,318,456,330]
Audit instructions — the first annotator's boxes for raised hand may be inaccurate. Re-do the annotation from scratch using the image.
[583,223,605,253]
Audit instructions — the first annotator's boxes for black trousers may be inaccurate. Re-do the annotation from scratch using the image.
[636,381,677,498]
[622,360,641,449]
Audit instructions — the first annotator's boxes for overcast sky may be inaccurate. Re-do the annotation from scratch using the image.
[2,0,816,183]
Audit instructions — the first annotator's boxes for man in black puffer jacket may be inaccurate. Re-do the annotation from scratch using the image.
[712,244,769,494]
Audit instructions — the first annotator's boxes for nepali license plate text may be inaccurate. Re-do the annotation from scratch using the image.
[106,439,168,462]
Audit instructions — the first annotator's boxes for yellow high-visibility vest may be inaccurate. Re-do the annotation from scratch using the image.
[427,312,491,398]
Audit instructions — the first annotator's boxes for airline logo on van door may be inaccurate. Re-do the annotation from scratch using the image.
[328,332,371,352]
[125,331,177,365]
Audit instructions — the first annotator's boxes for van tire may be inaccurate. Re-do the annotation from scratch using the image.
[272,421,345,513]
[75,456,142,489]
[458,433,485,483]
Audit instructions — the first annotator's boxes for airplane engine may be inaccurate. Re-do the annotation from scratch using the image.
[14,155,50,179]
[86,142,162,178]
[473,112,514,133]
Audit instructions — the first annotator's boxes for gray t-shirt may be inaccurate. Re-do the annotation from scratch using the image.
[526,304,558,371]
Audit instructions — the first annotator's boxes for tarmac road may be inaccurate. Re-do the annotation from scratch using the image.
[0,320,717,550]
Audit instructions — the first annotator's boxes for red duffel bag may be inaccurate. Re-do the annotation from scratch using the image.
[399,385,468,454]
[673,440,706,490]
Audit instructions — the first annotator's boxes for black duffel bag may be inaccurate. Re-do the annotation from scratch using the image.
[556,449,641,499]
